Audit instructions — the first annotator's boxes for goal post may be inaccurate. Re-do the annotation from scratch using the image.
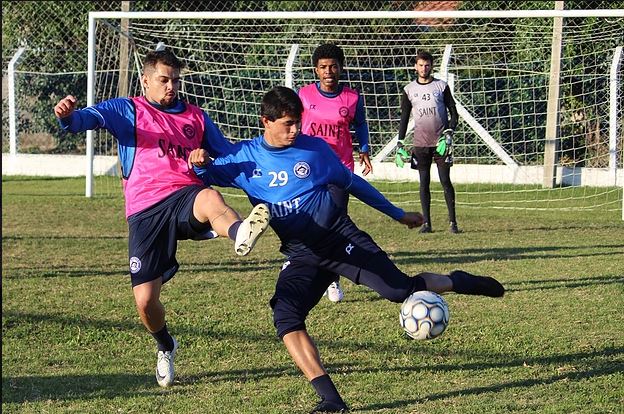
[86,9,624,216]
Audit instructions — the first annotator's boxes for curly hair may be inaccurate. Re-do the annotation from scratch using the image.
[312,44,345,67]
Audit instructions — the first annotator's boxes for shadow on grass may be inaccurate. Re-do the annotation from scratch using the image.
[354,349,624,412]
[503,274,624,292]
[3,346,621,406]
[2,235,125,240]
[390,244,624,266]
[2,258,285,280]
[457,222,624,234]
[2,310,277,343]
[2,373,156,404]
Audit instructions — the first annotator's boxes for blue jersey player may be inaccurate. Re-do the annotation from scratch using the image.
[189,86,504,413]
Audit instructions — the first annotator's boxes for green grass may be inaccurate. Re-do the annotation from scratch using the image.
[2,176,624,414]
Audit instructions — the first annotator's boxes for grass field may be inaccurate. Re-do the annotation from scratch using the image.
[2,176,624,413]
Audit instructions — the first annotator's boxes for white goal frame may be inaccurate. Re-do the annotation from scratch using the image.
[86,9,624,218]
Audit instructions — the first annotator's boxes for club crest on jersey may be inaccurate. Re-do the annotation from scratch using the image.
[183,124,195,139]
[339,106,349,117]
[129,256,142,274]
[293,161,310,178]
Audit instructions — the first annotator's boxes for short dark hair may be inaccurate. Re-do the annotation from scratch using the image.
[312,43,345,67]
[416,50,434,65]
[143,49,185,72]
[261,86,303,121]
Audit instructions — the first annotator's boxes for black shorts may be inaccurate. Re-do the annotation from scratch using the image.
[127,185,211,287]
[269,216,423,337]
[411,146,448,170]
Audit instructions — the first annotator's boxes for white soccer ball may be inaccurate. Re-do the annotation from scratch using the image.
[400,291,449,340]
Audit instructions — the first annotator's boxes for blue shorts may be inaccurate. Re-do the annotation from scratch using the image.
[269,216,425,337]
[127,185,212,287]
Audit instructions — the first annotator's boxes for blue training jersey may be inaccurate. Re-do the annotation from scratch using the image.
[58,98,233,177]
[194,134,404,250]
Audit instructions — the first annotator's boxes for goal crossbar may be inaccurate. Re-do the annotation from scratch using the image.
[85,8,623,218]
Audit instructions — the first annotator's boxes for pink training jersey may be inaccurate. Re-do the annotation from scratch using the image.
[123,96,205,217]
[299,84,359,171]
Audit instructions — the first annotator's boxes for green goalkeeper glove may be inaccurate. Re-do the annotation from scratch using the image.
[395,142,410,168]
[436,129,454,156]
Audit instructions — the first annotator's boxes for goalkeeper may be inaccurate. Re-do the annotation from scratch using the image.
[397,50,460,234]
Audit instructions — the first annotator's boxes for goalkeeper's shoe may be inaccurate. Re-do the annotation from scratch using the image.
[326,281,344,303]
[310,399,348,413]
[156,336,178,387]
[449,270,505,297]
[235,203,270,256]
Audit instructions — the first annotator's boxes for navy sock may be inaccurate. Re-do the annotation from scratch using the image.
[151,324,174,352]
[311,374,344,405]
[450,270,505,297]
[227,221,242,241]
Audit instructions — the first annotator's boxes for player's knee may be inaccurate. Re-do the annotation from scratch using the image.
[195,188,225,210]
[134,294,158,315]
[133,285,160,314]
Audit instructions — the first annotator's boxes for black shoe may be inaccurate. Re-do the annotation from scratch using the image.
[450,222,460,234]
[449,270,505,297]
[310,399,349,413]
[419,223,432,233]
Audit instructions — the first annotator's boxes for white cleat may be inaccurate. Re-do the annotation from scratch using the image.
[326,281,344,303]
[235,203,270,256]
[156,337,178,387]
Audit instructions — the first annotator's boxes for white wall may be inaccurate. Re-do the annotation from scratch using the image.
[2,154,118,177]
[3,153,623,187]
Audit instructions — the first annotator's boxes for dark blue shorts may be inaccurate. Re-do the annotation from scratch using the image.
[269,216,425,337]
[127,185,211,287]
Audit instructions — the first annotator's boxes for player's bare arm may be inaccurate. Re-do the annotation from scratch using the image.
[54,95,77,118]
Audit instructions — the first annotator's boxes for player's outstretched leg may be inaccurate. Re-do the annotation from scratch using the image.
[235,203,271,256]
[449,270,505,297]
[156,336,178,387]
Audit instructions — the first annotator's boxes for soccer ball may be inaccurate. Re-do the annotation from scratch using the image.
[400,291,449,340]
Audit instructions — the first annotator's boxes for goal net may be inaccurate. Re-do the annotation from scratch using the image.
[88,10,624,215]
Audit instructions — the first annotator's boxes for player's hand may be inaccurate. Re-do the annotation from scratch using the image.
[54,95,77,119]
[188,148,210,169]
[359,152,373,176]
[399,212,424,229]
